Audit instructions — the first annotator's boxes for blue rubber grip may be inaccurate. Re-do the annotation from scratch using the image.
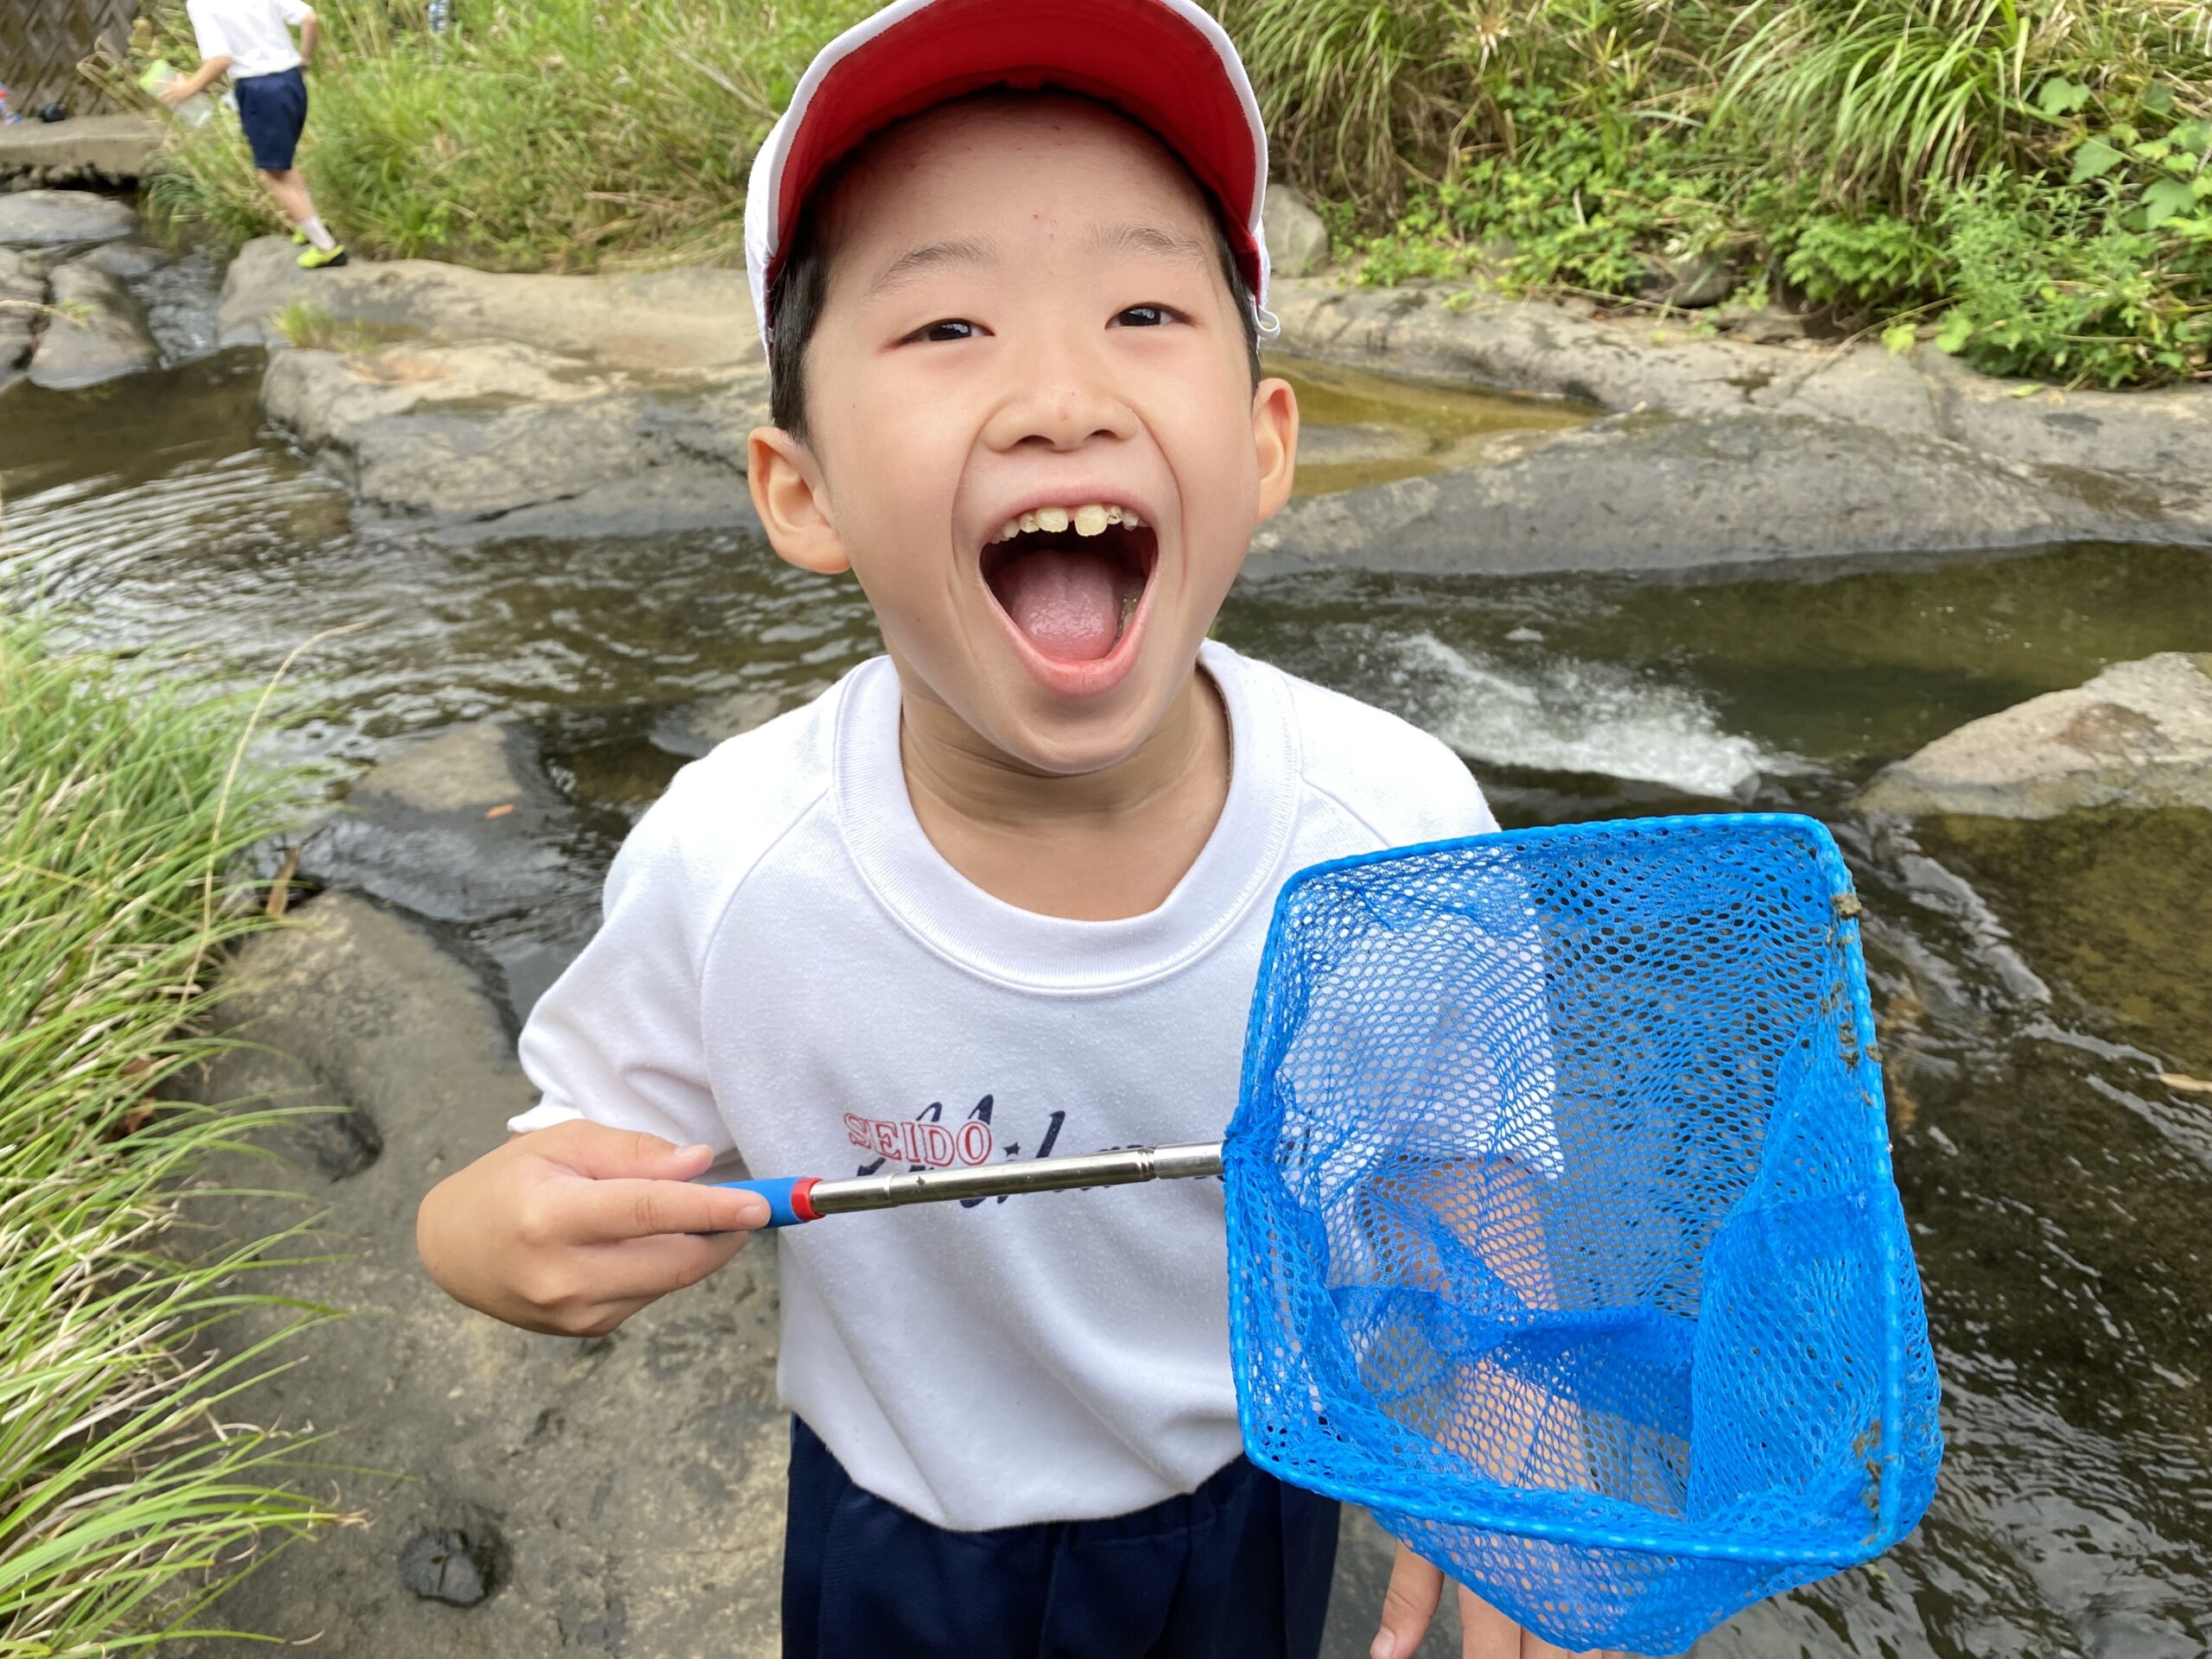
[718,1177,812,1228]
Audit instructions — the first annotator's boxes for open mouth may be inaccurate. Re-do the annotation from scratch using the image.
[980,504,1158,665]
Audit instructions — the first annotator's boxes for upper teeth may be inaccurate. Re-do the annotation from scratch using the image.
[995,503,1144,542]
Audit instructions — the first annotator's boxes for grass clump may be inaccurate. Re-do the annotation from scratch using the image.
[0,615,346,1653]
[1224,0,2212,385]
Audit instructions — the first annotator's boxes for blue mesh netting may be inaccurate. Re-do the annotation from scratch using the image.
[1223,813,1942,1656]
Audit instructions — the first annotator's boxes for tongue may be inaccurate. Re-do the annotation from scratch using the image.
[995,548,1124,661]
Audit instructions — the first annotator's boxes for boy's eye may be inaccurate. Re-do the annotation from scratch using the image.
[909,319,977,343]
[1114,304,1174,327]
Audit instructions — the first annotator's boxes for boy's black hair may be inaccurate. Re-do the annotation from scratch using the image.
[766,91,1263,448]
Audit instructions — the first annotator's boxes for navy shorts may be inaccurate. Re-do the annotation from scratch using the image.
[234,67,307,171]
[782,1416,1340,1659]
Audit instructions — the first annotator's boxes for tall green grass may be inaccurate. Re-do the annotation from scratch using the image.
[147,0,872,270]
[0,616,346,1653]
[1222,0,2210,384]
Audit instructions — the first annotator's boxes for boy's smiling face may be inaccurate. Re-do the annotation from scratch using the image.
[747,95,1298,776]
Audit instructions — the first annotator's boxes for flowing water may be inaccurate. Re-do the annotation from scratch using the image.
[3,327,2209,1658]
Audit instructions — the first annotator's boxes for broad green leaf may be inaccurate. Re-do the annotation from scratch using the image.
[2143,84,2176,116]
[2142,178,2197,228]
[1881,320,1918,355]
[2035,76,2089,117]
[2069,137,2126,184]
[1935,313,1974,353]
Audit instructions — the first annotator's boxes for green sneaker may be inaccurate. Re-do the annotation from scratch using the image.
[297,241,349,270]
[291,228,308,245]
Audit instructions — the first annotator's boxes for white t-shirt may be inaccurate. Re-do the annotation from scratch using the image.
[186,0,310,79]
[510,642,1499,1530]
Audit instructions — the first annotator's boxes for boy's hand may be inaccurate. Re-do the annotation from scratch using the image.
[416,1122,769,1338]
[1372,1543,1618,1658]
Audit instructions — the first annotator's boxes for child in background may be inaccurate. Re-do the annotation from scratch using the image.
[417,0,1602,1653]
[161,0,346,269]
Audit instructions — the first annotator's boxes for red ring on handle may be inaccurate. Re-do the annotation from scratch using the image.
[790,1177,822,1223]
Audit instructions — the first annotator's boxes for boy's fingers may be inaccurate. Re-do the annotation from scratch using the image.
[543,1122,718,1182]
[1455,1586,1527,1659]
[578,1231,749,1304]
[564,1175,768,1242]
[1371,1542,1444,1659]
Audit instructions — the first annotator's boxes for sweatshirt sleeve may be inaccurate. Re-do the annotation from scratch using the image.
[507,799,730,1153]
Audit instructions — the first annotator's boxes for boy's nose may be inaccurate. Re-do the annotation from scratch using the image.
[982,339,1140,453]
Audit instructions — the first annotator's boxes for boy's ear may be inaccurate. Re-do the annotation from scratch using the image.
[1249,376,1300,524]
[747,427,849,575]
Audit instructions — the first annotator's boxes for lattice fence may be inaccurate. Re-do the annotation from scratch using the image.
[0,0,142,115]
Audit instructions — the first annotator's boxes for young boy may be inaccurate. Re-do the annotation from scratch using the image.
[162,0,346,268]
[418,2,1592,1653]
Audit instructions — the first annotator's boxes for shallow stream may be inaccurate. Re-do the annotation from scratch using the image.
[3,333,2209,1657]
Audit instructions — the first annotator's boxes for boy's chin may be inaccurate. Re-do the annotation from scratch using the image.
[970,654,1200,776]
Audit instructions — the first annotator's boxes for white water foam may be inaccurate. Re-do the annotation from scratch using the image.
[1368,631,1782,798]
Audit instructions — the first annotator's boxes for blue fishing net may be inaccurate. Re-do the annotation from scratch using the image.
[1224,813,1941,1656]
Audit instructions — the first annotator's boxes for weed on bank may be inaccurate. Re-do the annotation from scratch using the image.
[0,619,343,1653]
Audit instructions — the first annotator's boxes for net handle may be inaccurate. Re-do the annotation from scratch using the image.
[718,1141,1224,1227]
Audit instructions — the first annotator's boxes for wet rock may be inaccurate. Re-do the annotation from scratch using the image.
[28,257,157,388]
[306,721,571,929]
[1266,277,2212,498]
[261,338,766,531]
[1713,298,1823,345]
[165,894,790,1659]
[1640,250,1737,309]
[1264,182,1331,278]
[353,720,531,815]
[1296,421,1427,467]
[399,1522,504,1605]
[0,247,41,377]
[219,233,759,374]
[1859,654,2212,819]
[0,187,136,248]
[1248,411,2212,577]
[76,239,170,280]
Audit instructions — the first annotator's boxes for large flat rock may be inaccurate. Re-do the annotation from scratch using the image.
[0,113,160,186]
[26,255,157,388]
[260,338,766,531]
[219,234,759,375]
[1270,278,2212,492]
[0,187,137,248]
[1249,411,2210,577]
[1860,652,2212,818]
[173,893,788,1659]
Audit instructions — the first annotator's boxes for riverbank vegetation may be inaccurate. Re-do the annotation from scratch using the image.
[144,0,2209,385]
[0,619,342,1651]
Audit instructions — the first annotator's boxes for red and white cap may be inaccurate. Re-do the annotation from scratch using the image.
[742,0,1272,362]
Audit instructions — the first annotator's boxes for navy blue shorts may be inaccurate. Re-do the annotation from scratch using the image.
[234,67,307,171]
[782,1417,1340,1659]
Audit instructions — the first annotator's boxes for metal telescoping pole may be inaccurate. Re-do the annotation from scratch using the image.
[802,1141,1224,1217]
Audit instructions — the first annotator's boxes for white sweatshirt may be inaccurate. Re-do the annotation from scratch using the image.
[510,642,1497,1529]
